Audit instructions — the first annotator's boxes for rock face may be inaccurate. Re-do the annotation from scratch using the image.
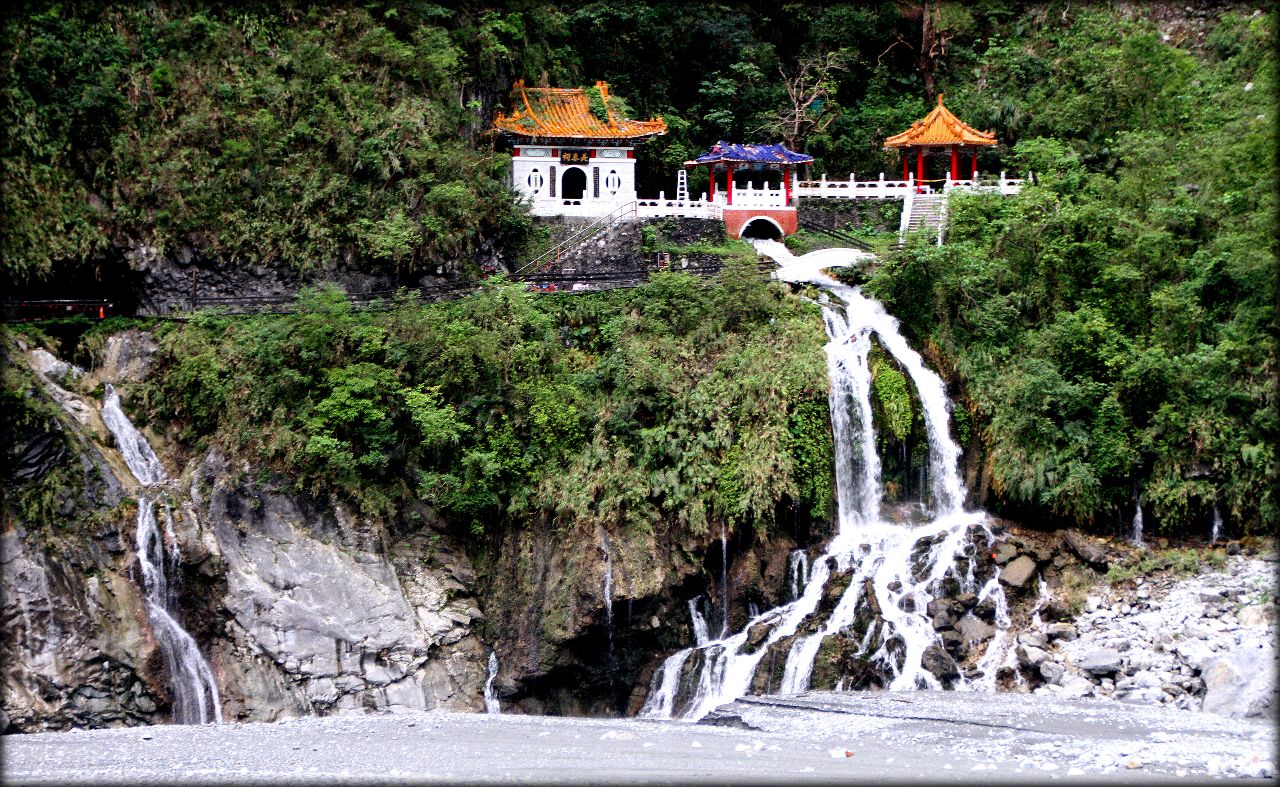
[533,216,730,285]
[195,452,488,721]
[1,527,166,731]
[1,341,491,730]
[95,331,158,385]
[118,240,492,316]
[2,346,163,731]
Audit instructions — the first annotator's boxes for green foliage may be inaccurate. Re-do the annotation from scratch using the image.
[1,4,532,282]
[1106,547,1214,583]
[5,2,1274,541]
[870,353,913,442]
[585,83,609,124]
[867,9,1277,534]
[147,273,830,540]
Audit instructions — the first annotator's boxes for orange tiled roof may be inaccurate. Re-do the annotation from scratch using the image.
[493,80,667,140]
[884,94,997,148]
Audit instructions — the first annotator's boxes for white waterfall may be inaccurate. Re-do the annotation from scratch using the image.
[102,385,222,725]
[1211,505,1222,543]
[787,550,809,600]
[598,528,614,632]
[639,648,694,718]
[971,577,1017,691]
[1031,574,1052,628]
[641,241,996,719]
[484,652,501,715]
[719,521,729,638]
[1132,494,1145,547]
[102,384,167,486]
[689,598,710,646]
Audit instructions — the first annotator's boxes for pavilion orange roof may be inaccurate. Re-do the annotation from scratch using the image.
[884,94,996,148]
[493,80,667,141]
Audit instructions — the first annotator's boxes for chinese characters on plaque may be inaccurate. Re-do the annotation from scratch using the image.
[560,149,591,165]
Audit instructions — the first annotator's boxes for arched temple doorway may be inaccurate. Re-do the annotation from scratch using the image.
[561,167,587,200]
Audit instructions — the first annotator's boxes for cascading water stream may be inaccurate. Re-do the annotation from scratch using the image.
[719,522,729,638]
[102,384,167,486]
[787,550,809,601]
[689,598,710,646]
[1211,505,1222,543]
[102,384,222,725]
[971,576,1017,691]
[484,652,501,714]
[641,241,1003,720]
[598,526,614,636]
[1132,493,1145,547]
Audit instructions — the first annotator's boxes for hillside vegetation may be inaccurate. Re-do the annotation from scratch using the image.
[3,1,1275,537]
[141,266,832,545]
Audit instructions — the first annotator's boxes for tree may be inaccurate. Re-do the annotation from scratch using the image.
[754,50,850,151]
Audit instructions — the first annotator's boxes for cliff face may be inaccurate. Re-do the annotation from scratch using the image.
[1,328,825,728]
[481,512,808,716]
[1,335,489,730]
[4,326,1272,731]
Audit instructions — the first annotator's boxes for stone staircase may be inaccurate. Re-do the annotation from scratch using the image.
[905,193,946,240]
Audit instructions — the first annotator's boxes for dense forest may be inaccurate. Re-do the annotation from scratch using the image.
[3,1,1275,538]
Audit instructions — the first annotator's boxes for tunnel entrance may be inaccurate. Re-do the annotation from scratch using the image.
[740,217,784,240]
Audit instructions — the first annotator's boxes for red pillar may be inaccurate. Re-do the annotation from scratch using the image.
[727,164,734,205]
[903,153,909,181]
[710,166,717,200]
[784,165,792,205]
[916,149,924,191]
[971,152,977,178]
[950,147,958,181]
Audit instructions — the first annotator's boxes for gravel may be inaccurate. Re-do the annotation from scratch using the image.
[4,690,1273,784]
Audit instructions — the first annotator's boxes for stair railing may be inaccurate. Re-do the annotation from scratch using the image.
[898,174,915,244]
[516,201,638,276]
[936,192,948,246]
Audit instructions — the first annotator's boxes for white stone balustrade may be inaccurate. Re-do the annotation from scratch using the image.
[942,171,1025,196]
[636,192,722,219]
[716,182,789,208]
[796,173,914,200]
[524,170,1024,220]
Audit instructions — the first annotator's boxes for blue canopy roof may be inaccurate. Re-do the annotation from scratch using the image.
[691,141,813,165]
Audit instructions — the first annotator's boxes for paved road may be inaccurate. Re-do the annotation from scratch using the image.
[4,691,1273,784]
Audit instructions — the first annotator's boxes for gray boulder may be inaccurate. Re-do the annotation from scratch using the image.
[1017,631,1048,649]
[1039,661,1065,685]
[1016,644,1049,668]
[1076,648,1124,675]
[955,614,995,643]
[991,541,1019,564]
[922,644,960,681]
[1045,622,1078,641]
[998,555,1038,588]
[1200,638,1277,719]
[1063,530,1109,569]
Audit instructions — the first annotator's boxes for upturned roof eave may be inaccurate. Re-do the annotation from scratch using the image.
[882,95,997,149]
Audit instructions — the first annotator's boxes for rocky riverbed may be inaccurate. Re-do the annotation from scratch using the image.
[4,690,1275,784]
[1014,554,1276,719]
